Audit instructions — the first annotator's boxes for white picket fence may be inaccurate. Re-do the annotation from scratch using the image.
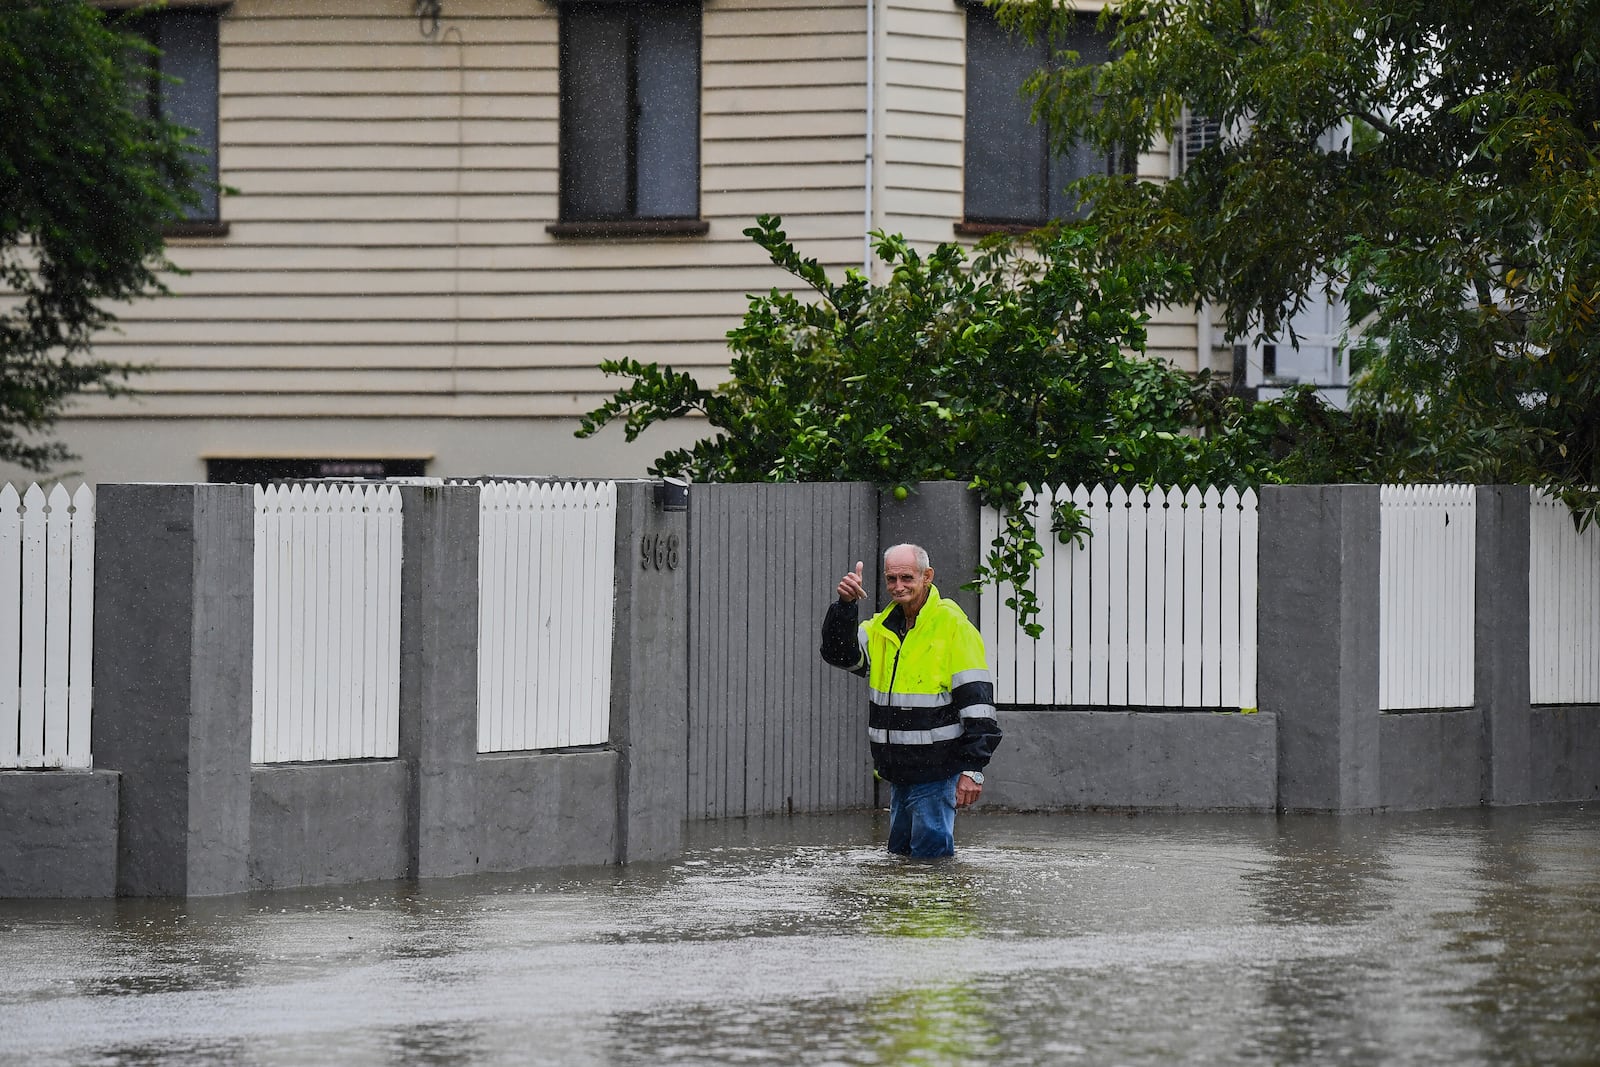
[252,484,403,763]
[979,484,1258,708]
[477,481,617,752]
[1529,491,1600,704]
[1,484,94,769]
[1378,484,1476,710]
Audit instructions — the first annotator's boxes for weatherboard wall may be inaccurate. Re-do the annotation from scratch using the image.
[2,0,1222,490]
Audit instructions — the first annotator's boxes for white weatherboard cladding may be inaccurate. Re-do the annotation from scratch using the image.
[55,0,1209,455]
[82,0,870,426]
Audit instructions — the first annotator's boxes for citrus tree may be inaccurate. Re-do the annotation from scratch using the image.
[580,215,1318,631]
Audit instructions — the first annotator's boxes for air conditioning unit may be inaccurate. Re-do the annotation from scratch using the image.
[1175,108,1222,175]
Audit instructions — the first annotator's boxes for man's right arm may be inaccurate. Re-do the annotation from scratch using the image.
[820,599,868,675]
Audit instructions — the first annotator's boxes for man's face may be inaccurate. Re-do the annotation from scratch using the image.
[883,548,933,612]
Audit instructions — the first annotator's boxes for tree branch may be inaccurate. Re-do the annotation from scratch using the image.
[1347,107,1399,138]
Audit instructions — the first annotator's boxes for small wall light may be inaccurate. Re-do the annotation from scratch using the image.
[656,477,690,512]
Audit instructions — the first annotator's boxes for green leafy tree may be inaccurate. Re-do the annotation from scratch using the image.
[1,0,203,470]
[1004,0,1600,518]
[581,215,1301,631]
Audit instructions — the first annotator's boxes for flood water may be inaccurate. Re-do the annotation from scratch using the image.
[2,806,1598,1066]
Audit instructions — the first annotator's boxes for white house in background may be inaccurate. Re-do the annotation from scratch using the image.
[7,0,1341,487]
[1232,122,1355,408]
[1241,289,1352,408]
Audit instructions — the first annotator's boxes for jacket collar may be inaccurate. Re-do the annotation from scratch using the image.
[875,584,943,639]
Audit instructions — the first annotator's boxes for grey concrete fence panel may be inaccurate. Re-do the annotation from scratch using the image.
[879,480,984,618]
[1258,485,1382,812]
[92,483,256,896]
[687,482,876,818]
[1477,485,1533,805]
[398,483,481,879]
[249,760,409,889]
[610,480,690,861]
[990,709,1278,811]
[0,771,117,897]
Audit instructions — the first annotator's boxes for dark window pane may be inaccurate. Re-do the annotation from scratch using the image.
[1047,141,1106,220]
[561,8,631,220]
[559,2,702,223]
[1046,16,1109,220]
[964,9,1046,224]
[157,10,220,221]
[122,31,158,122]
[634,4,700,218]
[964,8,1113,225]
[1065,16,1110,67]
[124,8,220,223]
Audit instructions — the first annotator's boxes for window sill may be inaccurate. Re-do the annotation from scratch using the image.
[547,218,710,239]
[164,220,231,239]
[953,220,1045,237]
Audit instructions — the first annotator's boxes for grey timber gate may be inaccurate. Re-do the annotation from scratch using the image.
[687,483,877,818]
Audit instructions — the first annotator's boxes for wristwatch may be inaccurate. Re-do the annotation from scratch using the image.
[961,770,984,785]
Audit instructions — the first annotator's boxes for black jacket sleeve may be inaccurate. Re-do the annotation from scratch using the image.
[820,598,868,675]
[955,708,1002,772]
[949,677,1001,771]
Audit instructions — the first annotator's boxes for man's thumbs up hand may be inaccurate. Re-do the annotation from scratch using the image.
[837,560,867,602]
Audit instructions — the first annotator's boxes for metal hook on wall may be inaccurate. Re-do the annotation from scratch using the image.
[415,0,442,37]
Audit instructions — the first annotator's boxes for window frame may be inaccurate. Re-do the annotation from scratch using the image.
[958,2,1124,235]
[121,2,228,237]
[551,0,707,238]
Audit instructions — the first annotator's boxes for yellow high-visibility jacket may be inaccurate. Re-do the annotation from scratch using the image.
[821,585,1001,784]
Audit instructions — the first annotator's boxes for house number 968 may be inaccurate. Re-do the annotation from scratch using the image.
[641,533,680,571]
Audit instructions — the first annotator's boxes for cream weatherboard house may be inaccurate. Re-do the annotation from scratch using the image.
[12,0,1265,486]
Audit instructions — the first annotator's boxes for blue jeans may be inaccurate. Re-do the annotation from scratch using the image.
[887,775,960,858]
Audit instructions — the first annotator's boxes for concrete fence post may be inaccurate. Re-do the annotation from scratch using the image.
[610,480,689,863]
[396,483,481,879]
[1476,485,1533,804]
[1258,485,1382,812]
[92,483,255,897]
[878,481,983,618]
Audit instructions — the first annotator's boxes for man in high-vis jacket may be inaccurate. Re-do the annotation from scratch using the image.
[820,543,1002,857]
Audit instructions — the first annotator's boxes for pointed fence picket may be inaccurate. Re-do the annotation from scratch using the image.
[252,483,402,764]
[1378,485,1476,710]
[980,484,1258,708]
[2,483,95,769]
[1529,491,1600,704]
[476,480,617,754]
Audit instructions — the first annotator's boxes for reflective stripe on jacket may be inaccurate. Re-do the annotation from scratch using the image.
[820,584,1002,785]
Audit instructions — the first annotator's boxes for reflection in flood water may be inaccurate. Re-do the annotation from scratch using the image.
[2,806,1597,1065]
